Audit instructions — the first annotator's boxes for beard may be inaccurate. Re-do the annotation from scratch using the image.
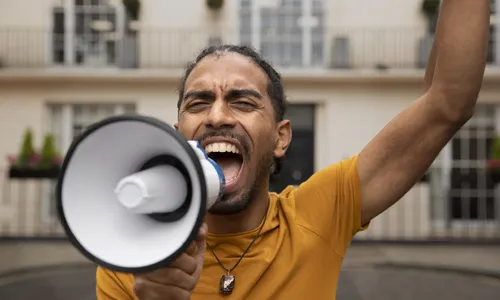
[208,147,275,215]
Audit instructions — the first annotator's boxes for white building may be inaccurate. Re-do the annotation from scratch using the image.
[0,0,499,241]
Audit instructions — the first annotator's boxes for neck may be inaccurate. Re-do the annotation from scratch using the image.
[205,185,270,235]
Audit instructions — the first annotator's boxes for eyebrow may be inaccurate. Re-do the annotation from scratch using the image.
[183,88,263,102]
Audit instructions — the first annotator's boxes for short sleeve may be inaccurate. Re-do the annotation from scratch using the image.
[96,266,136,300]
[293,155,368,256]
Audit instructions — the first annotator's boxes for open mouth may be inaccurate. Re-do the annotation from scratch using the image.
[204,142,244,186]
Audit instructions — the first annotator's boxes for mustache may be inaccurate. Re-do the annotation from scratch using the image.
[196,130,252,160]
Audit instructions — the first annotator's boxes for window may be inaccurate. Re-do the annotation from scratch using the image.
[432,105,498,234]
[239,0,325,68]
[47,103,136,152]
[41,103,136,224]
[51,0,127,67]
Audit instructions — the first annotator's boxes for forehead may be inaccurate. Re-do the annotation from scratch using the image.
[184,52,269,93]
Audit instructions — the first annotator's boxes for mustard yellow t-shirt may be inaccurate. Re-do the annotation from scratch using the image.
[96,156,367,300]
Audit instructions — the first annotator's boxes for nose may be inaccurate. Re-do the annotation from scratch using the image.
[204,100,237,129]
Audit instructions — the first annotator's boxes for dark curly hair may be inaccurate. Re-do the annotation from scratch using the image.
[177,44,288,175]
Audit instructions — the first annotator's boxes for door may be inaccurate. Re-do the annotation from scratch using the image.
[269,104,315,193]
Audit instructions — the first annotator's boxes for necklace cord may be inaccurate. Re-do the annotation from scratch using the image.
[207,210,268,273]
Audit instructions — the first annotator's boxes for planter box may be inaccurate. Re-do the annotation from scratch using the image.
[8,166,61,180]
[489,172,500,184]
[487,159,500,184]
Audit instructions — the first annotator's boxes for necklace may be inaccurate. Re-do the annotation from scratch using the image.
[206,211,268,295]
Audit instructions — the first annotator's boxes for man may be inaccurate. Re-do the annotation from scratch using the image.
[96,1,490,299]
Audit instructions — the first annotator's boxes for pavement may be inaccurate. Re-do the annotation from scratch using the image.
[343,243,500,278]
[0,242,499,300]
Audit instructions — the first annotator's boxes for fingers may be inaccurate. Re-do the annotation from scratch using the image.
[170,252,198,275]
[195,222,208,255]
[134,278,192,300]
[139,267,197,291]
[185,240,198,256]
[132,223,209,300]
[185,223,208,256]
[197,222,208,241]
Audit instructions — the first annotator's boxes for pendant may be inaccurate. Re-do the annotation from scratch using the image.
[219,273,235,295]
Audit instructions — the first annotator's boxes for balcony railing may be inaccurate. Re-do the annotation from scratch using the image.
[0,27,497,71]
[0,172,64,239]
[0,167,499,242]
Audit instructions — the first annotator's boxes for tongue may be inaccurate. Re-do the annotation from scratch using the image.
[213,156,242,182]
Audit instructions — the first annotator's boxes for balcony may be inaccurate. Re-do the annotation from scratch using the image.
[0,27,497,72]
[0,171,64,239]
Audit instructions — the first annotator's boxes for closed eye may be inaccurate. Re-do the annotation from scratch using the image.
[233,101,255,107]
[186,101,210,112]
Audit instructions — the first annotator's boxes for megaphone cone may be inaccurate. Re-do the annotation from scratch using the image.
[56,115,225,273]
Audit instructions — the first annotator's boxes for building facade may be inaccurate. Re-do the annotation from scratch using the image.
[0,0,499,241]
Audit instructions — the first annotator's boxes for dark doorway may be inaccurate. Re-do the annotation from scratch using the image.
[269,104,315,193]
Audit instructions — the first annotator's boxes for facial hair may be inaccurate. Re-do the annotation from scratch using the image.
[208,145,275,215]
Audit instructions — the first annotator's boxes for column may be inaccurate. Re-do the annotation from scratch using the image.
[64,0,75,65]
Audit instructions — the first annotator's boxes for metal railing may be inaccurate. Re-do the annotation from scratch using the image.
[0,27,496,71]
[0,168,499,242]
[0,174,65,239]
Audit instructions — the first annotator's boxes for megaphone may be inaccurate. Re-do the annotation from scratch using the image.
[56,114,225,274]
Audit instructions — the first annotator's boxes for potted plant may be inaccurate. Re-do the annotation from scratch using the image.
[206,0,224,10]
[486,136,500,183]
[418,0,440,68]
[122,0,140,20]
[7,129,62,180]
[421,0,440,34]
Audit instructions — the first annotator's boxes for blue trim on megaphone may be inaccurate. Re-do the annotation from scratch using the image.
[193,141,226,186]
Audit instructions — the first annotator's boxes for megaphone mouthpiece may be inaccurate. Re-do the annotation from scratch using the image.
[114,165,188,214]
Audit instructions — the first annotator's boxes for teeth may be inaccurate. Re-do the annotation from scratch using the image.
[204,142,241,155]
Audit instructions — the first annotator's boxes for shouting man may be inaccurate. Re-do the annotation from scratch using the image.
[96,1,490,299]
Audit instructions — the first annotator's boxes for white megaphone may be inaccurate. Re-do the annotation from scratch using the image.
[56,114,225,273]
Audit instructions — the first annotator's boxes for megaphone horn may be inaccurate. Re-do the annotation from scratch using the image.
[56,114,225,274]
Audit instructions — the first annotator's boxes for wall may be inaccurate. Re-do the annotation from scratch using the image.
[0,0,51,67]
[0,0,50,27]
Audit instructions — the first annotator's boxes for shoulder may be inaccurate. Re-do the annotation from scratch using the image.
[275,156,364,253]
[274,155,360,205]
[293,155,360,200]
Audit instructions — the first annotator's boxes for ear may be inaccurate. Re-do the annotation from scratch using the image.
[173,123,179,130]
[273,119,292,159]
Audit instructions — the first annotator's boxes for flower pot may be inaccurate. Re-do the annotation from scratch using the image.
[8,166,61,180]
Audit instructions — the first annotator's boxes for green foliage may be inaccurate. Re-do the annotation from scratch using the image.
[122,0,141,20]
[9,129,62,170]
[39,134,60,169]
[18,128,36,166]
[206,0,224,10]
[490,136,500,160]
[421,0,440,18]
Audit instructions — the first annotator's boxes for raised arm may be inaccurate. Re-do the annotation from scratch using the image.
[358,0,490,225]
